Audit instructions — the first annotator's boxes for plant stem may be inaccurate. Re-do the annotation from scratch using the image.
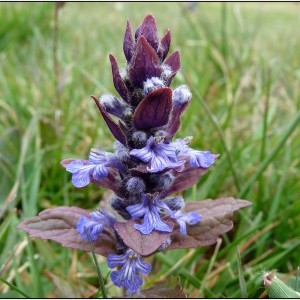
[84,227,108,298]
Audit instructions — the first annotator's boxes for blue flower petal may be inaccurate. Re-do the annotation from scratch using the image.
[148,151,183,172]
[93,164,108,180]
[186,211,201,225]
[134,209,172,234]
[174,210,201,235]
[76,215,104,241]
[135,256,152,274]
[76,210,115,241]
[111,269,142,294]
[89,148,108,164]
[127,194,173,234]
[188,149,215,168]
[108,249,151,295]
[172,138,216,169]
[66,160,95,188]
[130,136,184,173]
[126,201,146,219]
[66,149,113,188]
[107,253,128,268]
[171,138,188,153]
[130,145,153,163]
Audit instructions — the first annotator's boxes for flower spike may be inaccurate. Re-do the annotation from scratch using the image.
[18,14,251,297]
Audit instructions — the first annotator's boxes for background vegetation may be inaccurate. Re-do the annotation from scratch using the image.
[0,2,299,298]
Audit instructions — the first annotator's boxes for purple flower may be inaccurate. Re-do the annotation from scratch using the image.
[66,161,107,188]
[187,149,216,168]
[172,138,216,168]
[107,248,151,295]
[76,209,115,241]
[130,136,184,173]
[174,210,201,235]
[66,148,125,188]
[126,193,174,234]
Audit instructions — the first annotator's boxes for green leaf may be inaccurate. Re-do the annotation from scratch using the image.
[237,247,248,298]
[263,270,300,298]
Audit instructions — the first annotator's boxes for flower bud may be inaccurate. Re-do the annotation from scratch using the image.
[132,131,148,147]
[173,85,192,106]
[100,94,129,119]
[160,64,172,82]
[154,130,167,139]
[114,141,130,162]
[110,196,131,220]
[143,77,165,95]
[115,241,127,253]
[163,196,184,211]
[150,172,175,191]
[126,177,146,195]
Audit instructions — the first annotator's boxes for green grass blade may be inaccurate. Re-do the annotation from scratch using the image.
[199,238,223,297]
[188,87,241,192]
[26,238,44,298]
[296,266,300,292]
[237,247,248,298]
[0,277,31,298]
[239,110,300,199]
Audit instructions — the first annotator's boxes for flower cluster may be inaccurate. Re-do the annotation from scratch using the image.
[62,14,217,294]
[18,14,251,297]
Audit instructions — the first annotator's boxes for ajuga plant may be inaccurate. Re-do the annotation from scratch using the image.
[18,14,251,297]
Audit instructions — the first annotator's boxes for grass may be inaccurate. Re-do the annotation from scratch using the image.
[0,2,299,298]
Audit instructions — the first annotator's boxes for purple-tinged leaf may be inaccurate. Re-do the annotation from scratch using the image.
[118,120,130,137]
[60,160,122,195]
[164,50,181,86]
[114,218,175,256]
[165,100,190,140]
[132,88,172,130]
[91,96,127,146]
[165,50,181,73]
[166,198,251,251]
[134,14,159,51]
[123,20,135,63]
[128,36,161,88]
[18,206,118,257]
[159,163,209,198]
[158,30,171,61]
[130,277,187,298]
[109,54,131,103]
